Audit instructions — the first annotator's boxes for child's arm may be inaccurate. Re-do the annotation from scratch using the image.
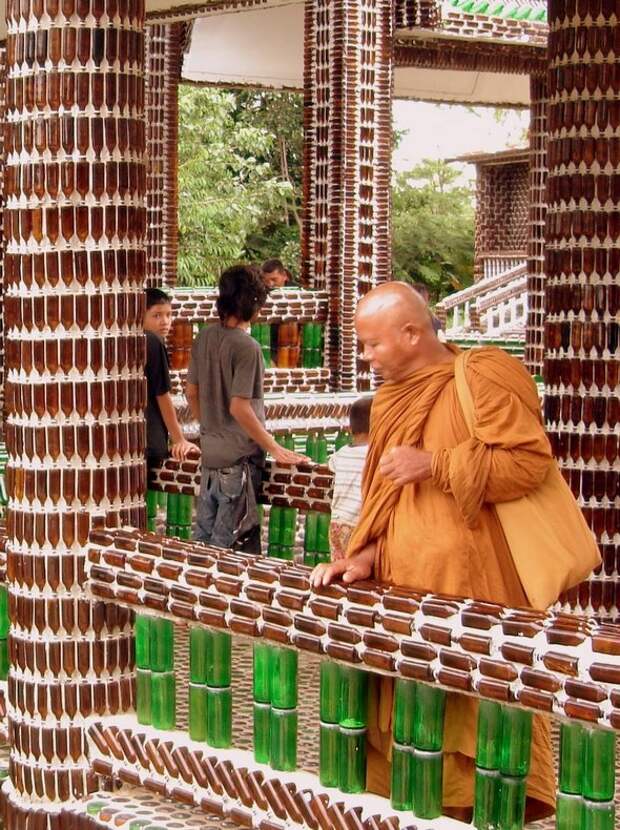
[156,392,198,461]
[229,396,308,465]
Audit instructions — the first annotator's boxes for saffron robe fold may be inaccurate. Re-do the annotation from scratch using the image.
[348,345,556,814]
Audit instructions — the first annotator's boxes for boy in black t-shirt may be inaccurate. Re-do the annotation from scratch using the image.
[144,288,196,469]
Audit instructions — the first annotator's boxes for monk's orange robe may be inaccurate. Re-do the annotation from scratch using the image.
[347,345,556,818]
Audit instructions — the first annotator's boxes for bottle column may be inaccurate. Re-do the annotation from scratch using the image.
[523,73,547,378]
[301,0,393,391]
[543,0,620,617]
[3,0,147,821]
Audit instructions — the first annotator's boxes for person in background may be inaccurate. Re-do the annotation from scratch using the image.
[412,282,443,333]
[262,258,296,290]
[327,397,372,560]
[186,264,307,553]
[143,287,197,470]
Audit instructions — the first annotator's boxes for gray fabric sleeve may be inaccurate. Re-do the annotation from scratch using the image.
[230,340,261,399]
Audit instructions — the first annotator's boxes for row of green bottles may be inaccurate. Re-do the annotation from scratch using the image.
[319,663,368,793]
[303,511,331,566]
[135,615,176,730]
[268,505,297,560]
[166,492,193,540]
[554,722,616,830]
[188,628,232,748]
[449,0,546,20]
[301,322,324,368]
[474,702,533,830]
[390,679,446,819]
[251,323,272,368]
[253,643,298,771]
[0,586,8,680]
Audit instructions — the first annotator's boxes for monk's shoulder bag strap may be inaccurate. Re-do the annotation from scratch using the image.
[454,350,601,611]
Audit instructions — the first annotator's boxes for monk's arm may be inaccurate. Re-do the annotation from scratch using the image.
[432,379,553,521]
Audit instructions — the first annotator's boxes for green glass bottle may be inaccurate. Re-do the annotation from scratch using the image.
[316,433,328,464]
[499,707,532,777]
[146,489,158,520]
[150,618,174,673]
[556,793,585,830]
[413,749,443,819]
[190,628,210,685]
[189,683,208,742]
[253,642,272,704]
[134,615,151,670]
[270,646,298,709]
[497,775,526,830]
[476,700,502,770]
[306,433,318,462]
[177,493,193,527]
[319,722,340,788]
[583,727,616,802]
[473,768,500,830]
[335,430,350,450]
[268,507,281,547]
[166,492,179,528]
[316,513,331,557]
[270,708,298,771]
[391,743,413,810]
[320,662,341,724]
[413,684,446,751]
[393,679,416,745]
[583,800,614,830]
[339,727,366,794]
[339,666,368,728]
[253,702,271,764]
[559,722,584,795]
[280,508,297,547]
[136,668,152,725]
[206,630,232,688]
[304,512,318,561]
[207,686,232,748]
[151,671,176,731]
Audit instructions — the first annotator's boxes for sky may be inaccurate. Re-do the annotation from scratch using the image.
[392,101,529,182]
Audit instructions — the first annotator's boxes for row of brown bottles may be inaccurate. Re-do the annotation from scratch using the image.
[6,73,145,115]
[547,172,620,207]
[4,249,147,289]
[12,722,87,763]
[4,293,144,332]
[10,633,134,677]
[545,209,620,243]
[543,282,619,315]
[5,160,146,201]
[10,757,92,801]
[6,380,147,420]
[5,204,146,244]
[547,430,618,466]
[563,467,618,504]
[8,463,147,504]
[5,116,146,157]
[7,27,143,70]
[543,319,619,354]
[5,0,146,24]
[7,504,145,549]
[5,335,147,374]
[542,356,619,390]
[546,136,620,170]
[543,391,619,428]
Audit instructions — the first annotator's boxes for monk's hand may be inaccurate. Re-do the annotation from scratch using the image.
[310,544,375,588]
[379,446,433,487]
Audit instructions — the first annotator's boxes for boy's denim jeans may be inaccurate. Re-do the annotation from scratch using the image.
[193,461,262,554]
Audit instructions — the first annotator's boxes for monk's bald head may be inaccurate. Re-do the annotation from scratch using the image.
[356,282,447,382]
[356,282,434,332]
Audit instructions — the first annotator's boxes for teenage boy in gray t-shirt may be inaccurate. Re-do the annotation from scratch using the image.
[186,264,306,553]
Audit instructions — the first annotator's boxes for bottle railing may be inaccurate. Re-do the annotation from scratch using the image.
[436,261,527,337]
[87,526,619,830]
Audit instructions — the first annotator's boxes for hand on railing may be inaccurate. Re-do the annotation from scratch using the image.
[309,542,375,588]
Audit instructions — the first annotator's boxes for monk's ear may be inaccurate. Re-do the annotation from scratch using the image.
[402,322,420,346]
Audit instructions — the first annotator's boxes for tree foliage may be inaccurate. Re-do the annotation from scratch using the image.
[392,159,475,301]
[176,87,474,298]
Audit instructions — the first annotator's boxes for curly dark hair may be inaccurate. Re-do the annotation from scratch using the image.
[216,264,268,323]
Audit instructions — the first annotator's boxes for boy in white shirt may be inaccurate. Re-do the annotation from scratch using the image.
[327,396,372,560]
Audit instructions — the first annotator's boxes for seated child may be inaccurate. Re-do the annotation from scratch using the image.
[327,396,372,560]
[144,287,197,469]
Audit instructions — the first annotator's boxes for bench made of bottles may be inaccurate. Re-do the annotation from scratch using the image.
[87,527,620,830]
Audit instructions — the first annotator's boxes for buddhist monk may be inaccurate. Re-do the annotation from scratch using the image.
[311,282,556,822]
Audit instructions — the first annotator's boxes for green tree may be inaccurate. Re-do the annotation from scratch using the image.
[391,159,474,301]
[177,86,293,286]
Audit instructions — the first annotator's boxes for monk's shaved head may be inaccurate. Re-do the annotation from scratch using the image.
[356,282,450,382]
[356,282,433,331]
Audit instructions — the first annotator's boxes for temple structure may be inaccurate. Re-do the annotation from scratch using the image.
[0,0,618,828]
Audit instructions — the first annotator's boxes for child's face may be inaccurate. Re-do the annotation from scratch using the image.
[144,302,173,338]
